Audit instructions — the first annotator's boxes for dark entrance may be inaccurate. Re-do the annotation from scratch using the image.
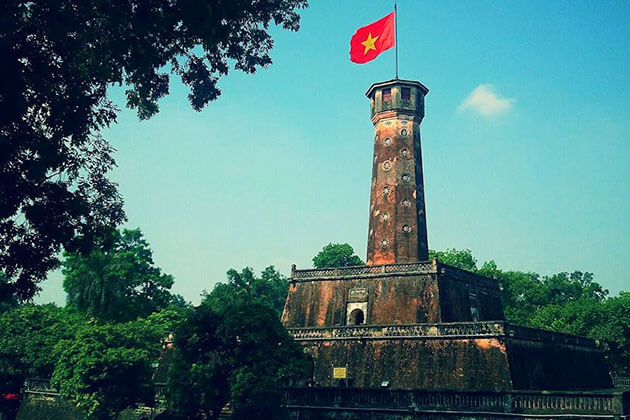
[350,308,364,325]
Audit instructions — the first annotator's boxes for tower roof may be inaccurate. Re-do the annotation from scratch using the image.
[366,79,429,98]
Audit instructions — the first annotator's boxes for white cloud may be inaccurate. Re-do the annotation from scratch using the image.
[458,84,515,117]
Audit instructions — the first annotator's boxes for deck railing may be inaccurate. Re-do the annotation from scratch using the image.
[291,261,436,280]
[288,321,504,340]
[23,378,168,400]
[22,378,60,396]
[288,321,600,348]
[282,387,629,416]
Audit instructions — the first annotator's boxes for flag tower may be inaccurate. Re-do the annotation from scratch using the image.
[366,79,429,265]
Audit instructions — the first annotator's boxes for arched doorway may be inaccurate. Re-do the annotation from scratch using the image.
[349,308,365,325]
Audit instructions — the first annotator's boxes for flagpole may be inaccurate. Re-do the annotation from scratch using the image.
[394,1,399,79]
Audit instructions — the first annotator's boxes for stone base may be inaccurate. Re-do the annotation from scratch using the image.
[289,322,612,391]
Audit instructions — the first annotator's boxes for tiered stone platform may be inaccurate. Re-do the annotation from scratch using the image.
[280,78,620,418]
[282,262,612,391]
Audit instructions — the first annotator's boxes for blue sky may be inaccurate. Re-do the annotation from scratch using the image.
[37,0,629,305]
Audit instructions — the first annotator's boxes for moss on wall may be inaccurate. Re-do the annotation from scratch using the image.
[302,337,512,391]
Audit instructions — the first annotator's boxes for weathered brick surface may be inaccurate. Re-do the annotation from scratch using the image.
[282,263,612,391]
[301,337,513,391]
[293,328,613,391]
[282,263,505,328]
[366,80,430,265]
[437,274,504,322]
[282,274,441,328]
[506,337,613,390]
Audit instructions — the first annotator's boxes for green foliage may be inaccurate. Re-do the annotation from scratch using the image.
[0,304,81,393]
[52,323,154,420]
[166,305,228,420]
[542,271,608,305]
[598,293,630,375]
[51,309,184,420]
[479,262,547,325]
[529,299,603,336]
[220,304,311,419]
[0,0,308,302]
[429,248,477,272]
[313,243,364,268]
[167,303,311,420]
[63,228,181,322]
[0,224,187,417]
[203,266,288,315]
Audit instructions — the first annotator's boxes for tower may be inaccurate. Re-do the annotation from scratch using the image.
[281,78,612,394]
[366,79,429,265]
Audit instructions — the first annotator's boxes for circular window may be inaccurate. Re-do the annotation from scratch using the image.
[400,128,408,136]
[399,148,411,158]
[401,173,411,183]
[382,160,392,171]
[402,199,412,208]
[380,238,389,249]
[383,137,392,146]
[380,212,390,222]
[382,185,391,196]
[402,225,412,233]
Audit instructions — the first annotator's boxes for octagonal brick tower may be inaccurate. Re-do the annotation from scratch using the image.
[366,79,429,265]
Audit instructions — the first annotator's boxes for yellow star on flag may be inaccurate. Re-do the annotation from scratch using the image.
[361,32,379,55]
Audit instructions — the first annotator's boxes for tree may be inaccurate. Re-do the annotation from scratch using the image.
[0,273,18,314]
[598,292,630,375]
[167,302,311,420]
[165,304,229,420]
[0,0,308,301]
[313,243,364,268]
[429,248,477,272]
[0,304,80,393]
[62,228,180,321]
[542,271,608,305]
[52,309,182,420]
[222,304,310,420]
[53,324,154,420]
[203,266,288,315]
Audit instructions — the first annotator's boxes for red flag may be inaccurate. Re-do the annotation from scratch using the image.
[349,12,396,64]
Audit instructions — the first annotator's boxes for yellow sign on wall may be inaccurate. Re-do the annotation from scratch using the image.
[333,367,347,379]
